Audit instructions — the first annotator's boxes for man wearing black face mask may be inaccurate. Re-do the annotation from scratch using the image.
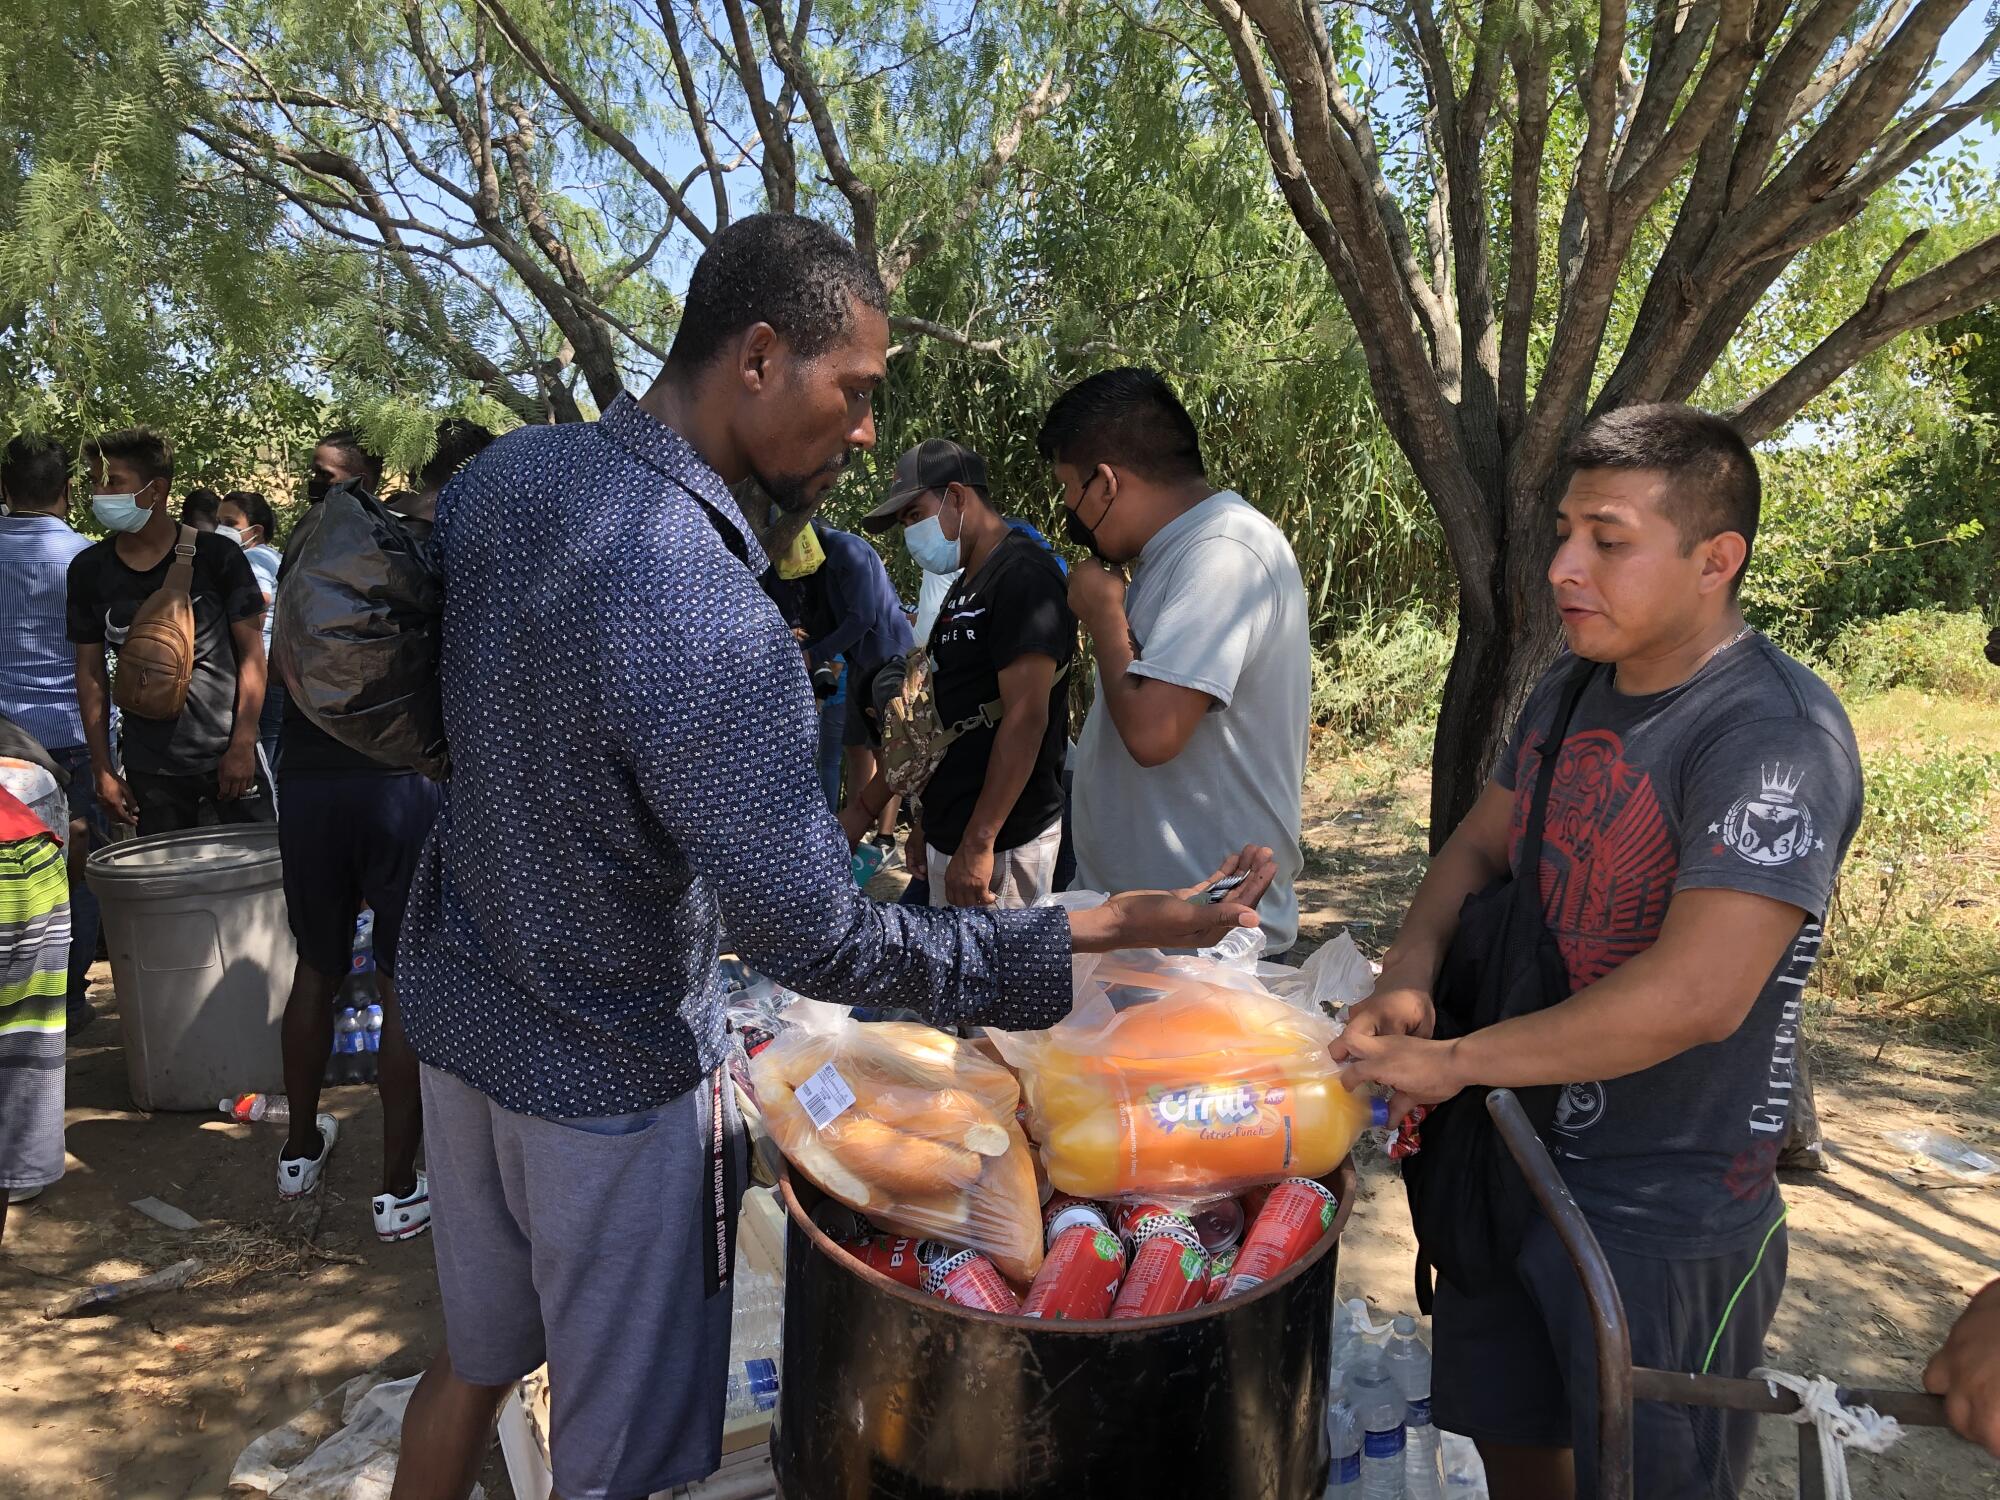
[1039,367,1311,953]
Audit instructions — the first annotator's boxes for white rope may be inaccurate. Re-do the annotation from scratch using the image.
[1751,1367,1904,1500]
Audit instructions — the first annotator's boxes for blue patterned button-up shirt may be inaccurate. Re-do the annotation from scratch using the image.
[397,394,1072,1117]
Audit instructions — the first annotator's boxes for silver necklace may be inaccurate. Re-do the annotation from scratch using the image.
[1616,624,1753,690]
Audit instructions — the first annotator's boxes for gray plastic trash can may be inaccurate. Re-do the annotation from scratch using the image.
[86,826,295,1111]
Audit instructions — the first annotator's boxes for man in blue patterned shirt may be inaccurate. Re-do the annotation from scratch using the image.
[390,214,1274,1500]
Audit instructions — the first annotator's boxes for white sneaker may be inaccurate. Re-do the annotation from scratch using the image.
[372,1171,432,1242]
[276,1114,339,1200]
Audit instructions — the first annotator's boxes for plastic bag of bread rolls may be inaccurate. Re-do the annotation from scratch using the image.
[748,999,1044,1282]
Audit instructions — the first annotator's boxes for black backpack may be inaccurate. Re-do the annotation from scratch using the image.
[1401,660,1596,1310]
[273,481,450,779]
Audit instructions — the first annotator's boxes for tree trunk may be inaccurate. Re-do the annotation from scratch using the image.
[1426,476,1565,850]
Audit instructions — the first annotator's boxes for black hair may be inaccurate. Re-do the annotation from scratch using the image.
[418,417,497,492]
[1,434,69,509]
[1564,404,1761,589]
[317,428,384,487]
[83,427,174,488]
[220,489,277,540]
[666,213,887,373]
[182,487,222,524]
[1035,367,1205,485]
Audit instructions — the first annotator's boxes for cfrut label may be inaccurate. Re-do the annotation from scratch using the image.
[797,1063,857,1129]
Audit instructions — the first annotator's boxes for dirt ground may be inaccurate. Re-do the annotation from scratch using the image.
[2,760,1996,1497]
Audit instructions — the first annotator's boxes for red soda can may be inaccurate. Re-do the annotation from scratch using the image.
[1110,1220,1210,1319]
[1043,1193,1112,1248]
[1022,1223,1127,1320]
[1114,1200,1193,1253]
[1188,1196,1245,1254]
[1224,1177,1339,1297]
[1238,1184,1274,1222]
[1203,1247,1238,1302]
[842,1233,924,1289]
[920,1244,1021,1315]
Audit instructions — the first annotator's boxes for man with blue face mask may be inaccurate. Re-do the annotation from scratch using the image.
[64,428,272,834]
[854,440,1076,908]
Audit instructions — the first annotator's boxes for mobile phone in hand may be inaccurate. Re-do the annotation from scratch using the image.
[1205,873,1247,904]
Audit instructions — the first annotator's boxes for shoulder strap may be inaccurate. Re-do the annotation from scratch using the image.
[1520,659,1596,873]
[163,524,197,597]
[953,659,1072,739]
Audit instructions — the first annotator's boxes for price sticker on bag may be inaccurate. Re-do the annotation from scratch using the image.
[797,1063,857,1130]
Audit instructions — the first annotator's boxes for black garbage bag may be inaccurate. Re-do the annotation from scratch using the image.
[272,481,450,779]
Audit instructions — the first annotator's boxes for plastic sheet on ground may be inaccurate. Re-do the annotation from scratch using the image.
[229,1371,484,1499]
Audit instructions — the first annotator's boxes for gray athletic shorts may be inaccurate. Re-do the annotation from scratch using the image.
[1432,1208,1789,1500]
[421,1064,748,1500]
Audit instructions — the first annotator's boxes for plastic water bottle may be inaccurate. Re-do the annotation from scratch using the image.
[1325,1373,1361,1497]
[724,1268,784,1419]
[1349,1351,1406,1500]
[220,1092,291,1124]
[1388,1315,1444,1500]
[365,1002,384,1053]
[333,1008,363,1084]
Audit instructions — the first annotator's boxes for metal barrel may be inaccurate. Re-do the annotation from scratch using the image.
[771,1169,1343,1500]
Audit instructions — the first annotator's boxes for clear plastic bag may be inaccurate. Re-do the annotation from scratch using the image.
[990,950,1371,1201]
[748,999,1044,1281]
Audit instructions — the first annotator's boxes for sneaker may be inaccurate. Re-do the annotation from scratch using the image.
[65,1000,95,1037]
[372,1171,432,1242]
[276,1114,339,1200]
[869,834,904,873]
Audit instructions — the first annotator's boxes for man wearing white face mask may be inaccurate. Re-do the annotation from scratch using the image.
[65,428,271,834]
[853,440,1076,908]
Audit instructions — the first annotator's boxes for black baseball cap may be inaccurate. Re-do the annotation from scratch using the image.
[859,439,988,534]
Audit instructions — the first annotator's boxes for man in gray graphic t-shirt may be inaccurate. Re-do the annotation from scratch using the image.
[1336,404,1863,1500]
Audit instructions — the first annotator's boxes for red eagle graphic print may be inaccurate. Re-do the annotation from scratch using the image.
[1510,727,1677,988]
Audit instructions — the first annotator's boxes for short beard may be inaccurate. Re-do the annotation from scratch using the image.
[741,451,849,553]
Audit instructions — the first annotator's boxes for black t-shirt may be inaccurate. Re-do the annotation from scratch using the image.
[922,532,1074,856]
[1492,640,1863,1256]
[66,531,265,777]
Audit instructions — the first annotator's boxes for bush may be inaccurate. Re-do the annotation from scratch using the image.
[1827,609,2000,701]
[1860,743,2000,853]
[1310,609,1455,748]
[1815,740,2000,1051]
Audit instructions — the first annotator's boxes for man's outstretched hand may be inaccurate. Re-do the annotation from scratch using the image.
[1068,845,1277,954]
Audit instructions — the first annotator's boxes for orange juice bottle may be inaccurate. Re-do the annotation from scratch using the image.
[1006,969,1374,1200]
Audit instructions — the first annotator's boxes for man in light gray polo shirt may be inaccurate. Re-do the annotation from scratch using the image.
[1039,368,1311,953]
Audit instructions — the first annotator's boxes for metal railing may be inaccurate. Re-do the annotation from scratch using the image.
[1483,1088,1959,1500]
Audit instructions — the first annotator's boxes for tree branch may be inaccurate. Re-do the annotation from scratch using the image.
[717,0,798,210]
[751,0,877,262]
[1732,230,2000,442]
[1784,0,1916,129]
[653,0,732,228]
[474,0,713,244]
[881,44,1074,292]
[1499,23,1552,447]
